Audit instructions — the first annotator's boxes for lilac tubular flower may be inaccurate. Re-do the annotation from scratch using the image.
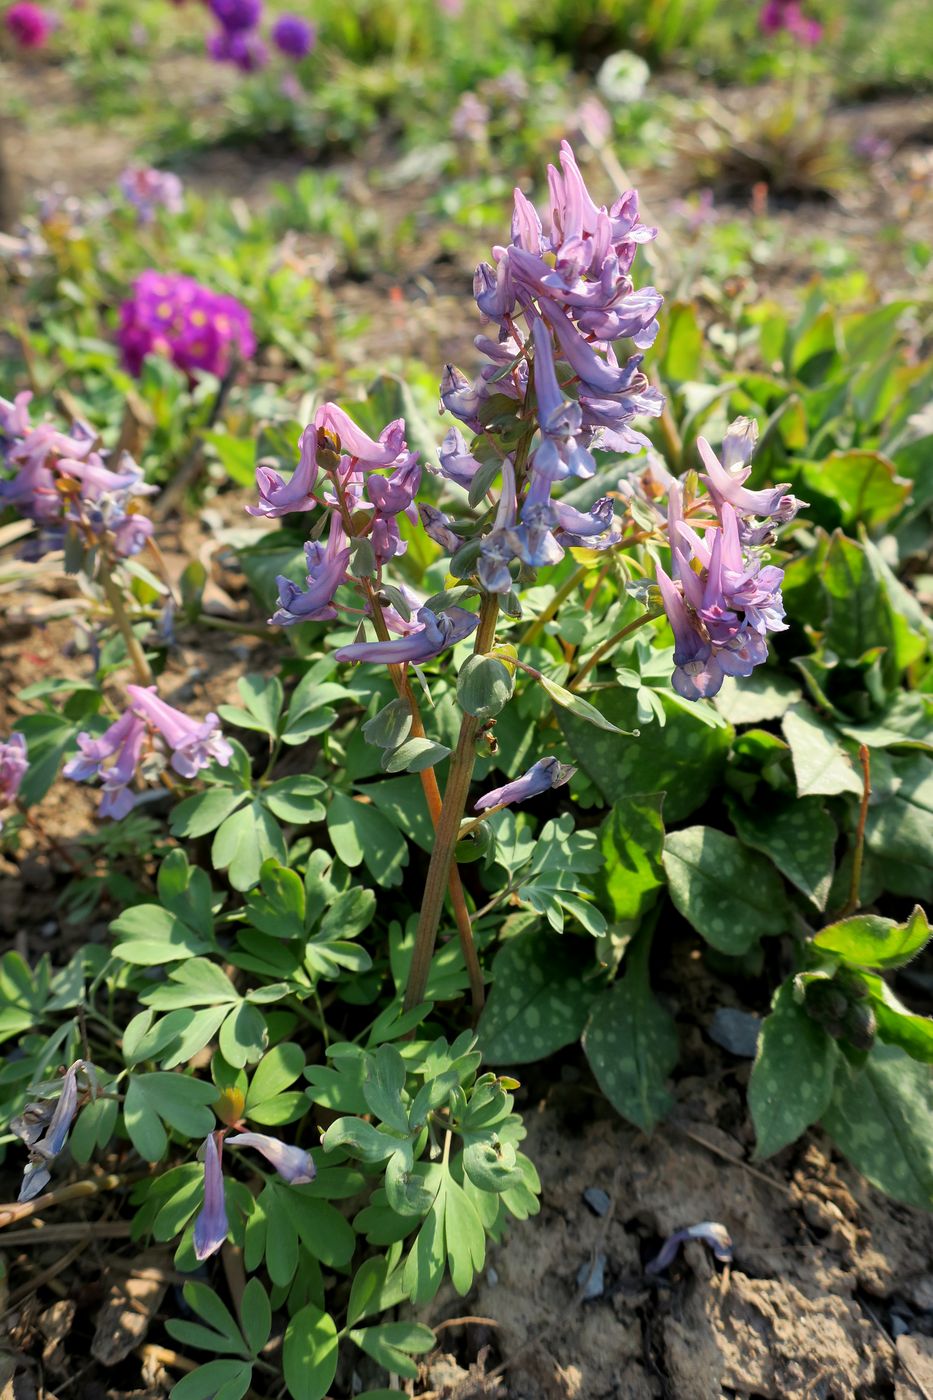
[551,495,620,549]
[226,1132,316,1183]
[314,403,407,468]
[542,300,644,398]
[530,316,595,482]
[0,733,28,822]
[15,1061,84,1203]
[367,454,422,517]
[440,365,483,432]
[247,425,319,517]
[0,390,33,441]
[269,512,350,626]
[507,472,564,571]
[656,566,723,701]
[193,1131,229,1262]
[478,457,520,594]
[63,709,147,819]
[438,427,483,490]
[475,755,576,812]
[126,685,233,778]
[697,437,803,525]
[646,1221,733,1274]
[335,605,479,665]
[419,503,463,554]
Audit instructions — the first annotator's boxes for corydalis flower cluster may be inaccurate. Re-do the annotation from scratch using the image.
[193,1128,316,1261]
[64,685,232,819]
[437,140,664,595]
[118,271,255,382]
[656,418,805,701]
[250,401,479,661]
[0,391,157,561]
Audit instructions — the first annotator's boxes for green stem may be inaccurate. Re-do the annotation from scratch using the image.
[403,593,500,1013]
[568,608,663,692]
[99,560,153,685]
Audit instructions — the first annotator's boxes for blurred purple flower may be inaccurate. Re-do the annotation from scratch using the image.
[759,0,822,44]
[118,167,184,224]
[647,1221,733,1273]
[475,755,576,812]
[0,733,28,828]
[209,0,262,31]
[271,13,315,58]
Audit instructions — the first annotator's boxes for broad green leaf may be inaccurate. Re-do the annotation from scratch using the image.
[822,1045,933,1209]
[239,1279,271,1357]
[362,1045,409,1134]
[262,776,327,824]
[749,981,838,1159]
[213,801,287,892]
[477,927,594,1064]
[814,906,930,970]
[322,1116,398,1163]
[582,929,677,1133]
[362,698,412,750]
[246,1043,306,1110]
[170,790,249,840]
[800,451,910,530]
[781,705,863,798]
[457,655,513,721]
[662,826,791,952]
[219,1002,268,1068]
[282,1304,339,1400]
[559,688,732,822]
[237,673,284,734]
[598,795,665,922]
[123,1077,168,1162]
[713,672,802,726]
[350,1321,436,1381]
[865,759,933,901]
[862,975,933,1064]
[729,796,836,910]
[384,737,451,773]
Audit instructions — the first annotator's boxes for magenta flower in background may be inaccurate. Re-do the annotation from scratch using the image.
[271,13,315,58]
[759,0,822,44]
[118,166,184,224]
[4,2,54,49]
[117,271,256,381]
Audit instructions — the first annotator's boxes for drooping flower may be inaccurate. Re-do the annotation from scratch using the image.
[313,403,408,470]
[193,1131,228,1261]
[118,166,184,224]
[4,2,54,48]
[13,1061,87,1202]
[63,709,148,820]
[475,755,576,812]
[271,13,315,58]
[126,685,233,778]
[269,511,351,626]
[0,734,28,827]
[334,605,479,665]
[437,427,483,490]
[247,424,319,517]
[117,271,256,381]
[226,1132,316,1183]
[646,1221,733,1273]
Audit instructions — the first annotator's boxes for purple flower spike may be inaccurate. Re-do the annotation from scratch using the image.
[193,1131,229,1262]
[530,316,595,482]
[226,1132,316,1183]
[646,1221,733,1274]
[271,14,315,58]
[475,755,576,812]
[247,425,319,517]
[335,605,479,665]
[126,686,232,778]
[656,566,723,701]
[0,733,28,821]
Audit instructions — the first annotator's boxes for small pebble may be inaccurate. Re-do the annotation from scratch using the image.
[891,1313,910,1338]
[486,1267,498,1287]
[709,1007,762,1058]
[40,920,58,939]
[583,1187,611,1217]
[577,1252,606,1299]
